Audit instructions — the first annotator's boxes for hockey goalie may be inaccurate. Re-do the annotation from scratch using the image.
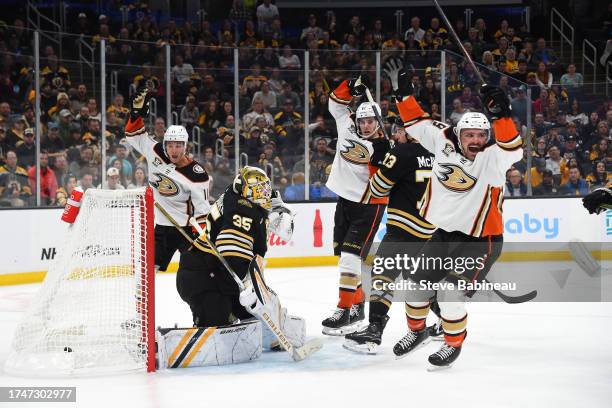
[157,166,320,368]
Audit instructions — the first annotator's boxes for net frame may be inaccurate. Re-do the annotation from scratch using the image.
[5,187,155,376]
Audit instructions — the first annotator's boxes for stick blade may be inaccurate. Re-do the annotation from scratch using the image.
[291,338,323,362]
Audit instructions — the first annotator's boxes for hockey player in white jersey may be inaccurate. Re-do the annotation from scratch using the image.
[125,87,210,272]
[386,61,522,367]
[322,75,389,335]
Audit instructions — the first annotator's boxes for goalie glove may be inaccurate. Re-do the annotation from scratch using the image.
[129,86,152,121]
[383,57,413,101]
[268,190,295,241]
[582,187,612,214]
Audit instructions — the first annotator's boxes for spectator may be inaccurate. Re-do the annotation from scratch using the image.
[78,171,95,192]
[501,48,519,75]
[278,45,301,70]
[257,0,279,34]
[28,151,57,205]
[309,137,334,183]
[99,167,125,190]
[128,166,148,189]
[15,127,35,168]
[586,161,610,189]
[560,64,584,94]
[511,59,529,83]
[48,92,71,122]
[505,169,528,197]
[510,86,529,124]
[560,166,589,195]
[533,169,559,196]
[42,123,64,153]
[197,100,221,133]
[57,109,73,142]
[252,81,277,109]
[153,117,166,141]
[458,86,481,111]
[69,145,95,179]
[448,98,468,125]
[180,95,199,131]
[267,68,285,94]
[243,99,274,130]
[301,14,324,42]
[41,54,71,93]
[276,82,301,109]
[566,99,589,127]
[172,54,194,87]
[0,150,32,206]
[243,64,268,94]
[0,102,11,127]
[561,134,581,162]
[530,157,548,187]
[274,99,302,138]
[256,47,280,73]
[258,143,288,187]
[418,77,440,110]
[310,164,337,200]
[108,143,134,180]
[55,174,77,207]
[52,152,70,188]
[6,116,27,147]
[283,172,306,201]
[70,83,89,113]
[404,16,425,42]
[86,98,101,122]
[589,137,610,165]
[535,62,553,90]
[532,88,549,115]
[533,38,559,70]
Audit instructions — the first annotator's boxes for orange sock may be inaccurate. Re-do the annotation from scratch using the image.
[353,285,364,304]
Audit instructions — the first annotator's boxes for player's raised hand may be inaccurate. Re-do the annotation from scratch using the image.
[348,74,371,97]
[384,57,413,100]
[129,86,152,120]
[480,84,511,120]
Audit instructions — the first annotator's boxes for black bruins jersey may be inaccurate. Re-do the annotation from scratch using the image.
[365,141,436,240]
[187,187,269,294]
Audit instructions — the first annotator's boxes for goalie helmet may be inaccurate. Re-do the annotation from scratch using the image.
[355,102,381,138]
[233,166,272,210]
[163,125,189,158]
[453,112,490,155]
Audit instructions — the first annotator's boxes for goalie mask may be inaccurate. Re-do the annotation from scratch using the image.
[453,112,490,156]
[233,166,272,210]
[355,102,381,139]
[163,125,189,159]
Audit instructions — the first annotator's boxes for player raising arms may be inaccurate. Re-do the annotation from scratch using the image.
[389,67,522,368]
[124,87,210,272]
[322,75,389,335]
[344,59,437,353]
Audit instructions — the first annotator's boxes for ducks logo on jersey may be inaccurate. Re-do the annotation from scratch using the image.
[436,163,477,192]
[340,140,370,165]
[151,173,180,196]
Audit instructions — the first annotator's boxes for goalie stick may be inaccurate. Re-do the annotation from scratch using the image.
[187,217,323,362]
[153,202,322,361]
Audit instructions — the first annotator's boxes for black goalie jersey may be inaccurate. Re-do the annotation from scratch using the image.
[177,187,269,298]
[364,141,436,240]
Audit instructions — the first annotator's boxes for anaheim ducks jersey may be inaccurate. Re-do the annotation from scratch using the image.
[365,141,436,239]
[326,80,387,204]
[193,188,268,292]
[397,96,522,237]
[125,116,210,227]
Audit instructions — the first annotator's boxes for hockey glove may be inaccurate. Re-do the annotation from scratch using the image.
[582,187,612,214]
[383,57,413,100]
[480,84,511,120]
[348,74,371,97]
[129,86,152,121]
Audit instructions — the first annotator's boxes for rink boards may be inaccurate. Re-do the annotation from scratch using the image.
[0,197,610,285]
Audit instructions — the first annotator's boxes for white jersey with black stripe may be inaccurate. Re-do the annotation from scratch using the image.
[125,119,210,227]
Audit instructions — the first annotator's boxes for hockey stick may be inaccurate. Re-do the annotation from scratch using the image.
[484,278,538,304]
[153,202,194,243]
[432,0,485,85]
[187,217,323,362]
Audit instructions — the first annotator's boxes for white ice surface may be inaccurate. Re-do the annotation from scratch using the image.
[1,265,611,408]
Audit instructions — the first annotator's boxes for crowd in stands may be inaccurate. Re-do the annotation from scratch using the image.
[0,0,611,207]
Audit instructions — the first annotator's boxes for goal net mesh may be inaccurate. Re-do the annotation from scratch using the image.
[5,187,154,376]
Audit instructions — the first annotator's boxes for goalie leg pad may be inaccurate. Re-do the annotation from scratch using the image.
[262,309,306,350]
[157,320,262,369]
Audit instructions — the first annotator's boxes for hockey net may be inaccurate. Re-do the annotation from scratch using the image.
[5,187,155,376]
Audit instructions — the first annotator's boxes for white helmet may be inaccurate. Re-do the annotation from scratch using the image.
[163,125,189,158]
[355,102,381,138]
[453,112,490,156]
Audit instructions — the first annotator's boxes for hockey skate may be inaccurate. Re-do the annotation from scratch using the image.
[393,329,430,359]
[343,314,389,354]
[322,302,365,336]
[427,343,461,371]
